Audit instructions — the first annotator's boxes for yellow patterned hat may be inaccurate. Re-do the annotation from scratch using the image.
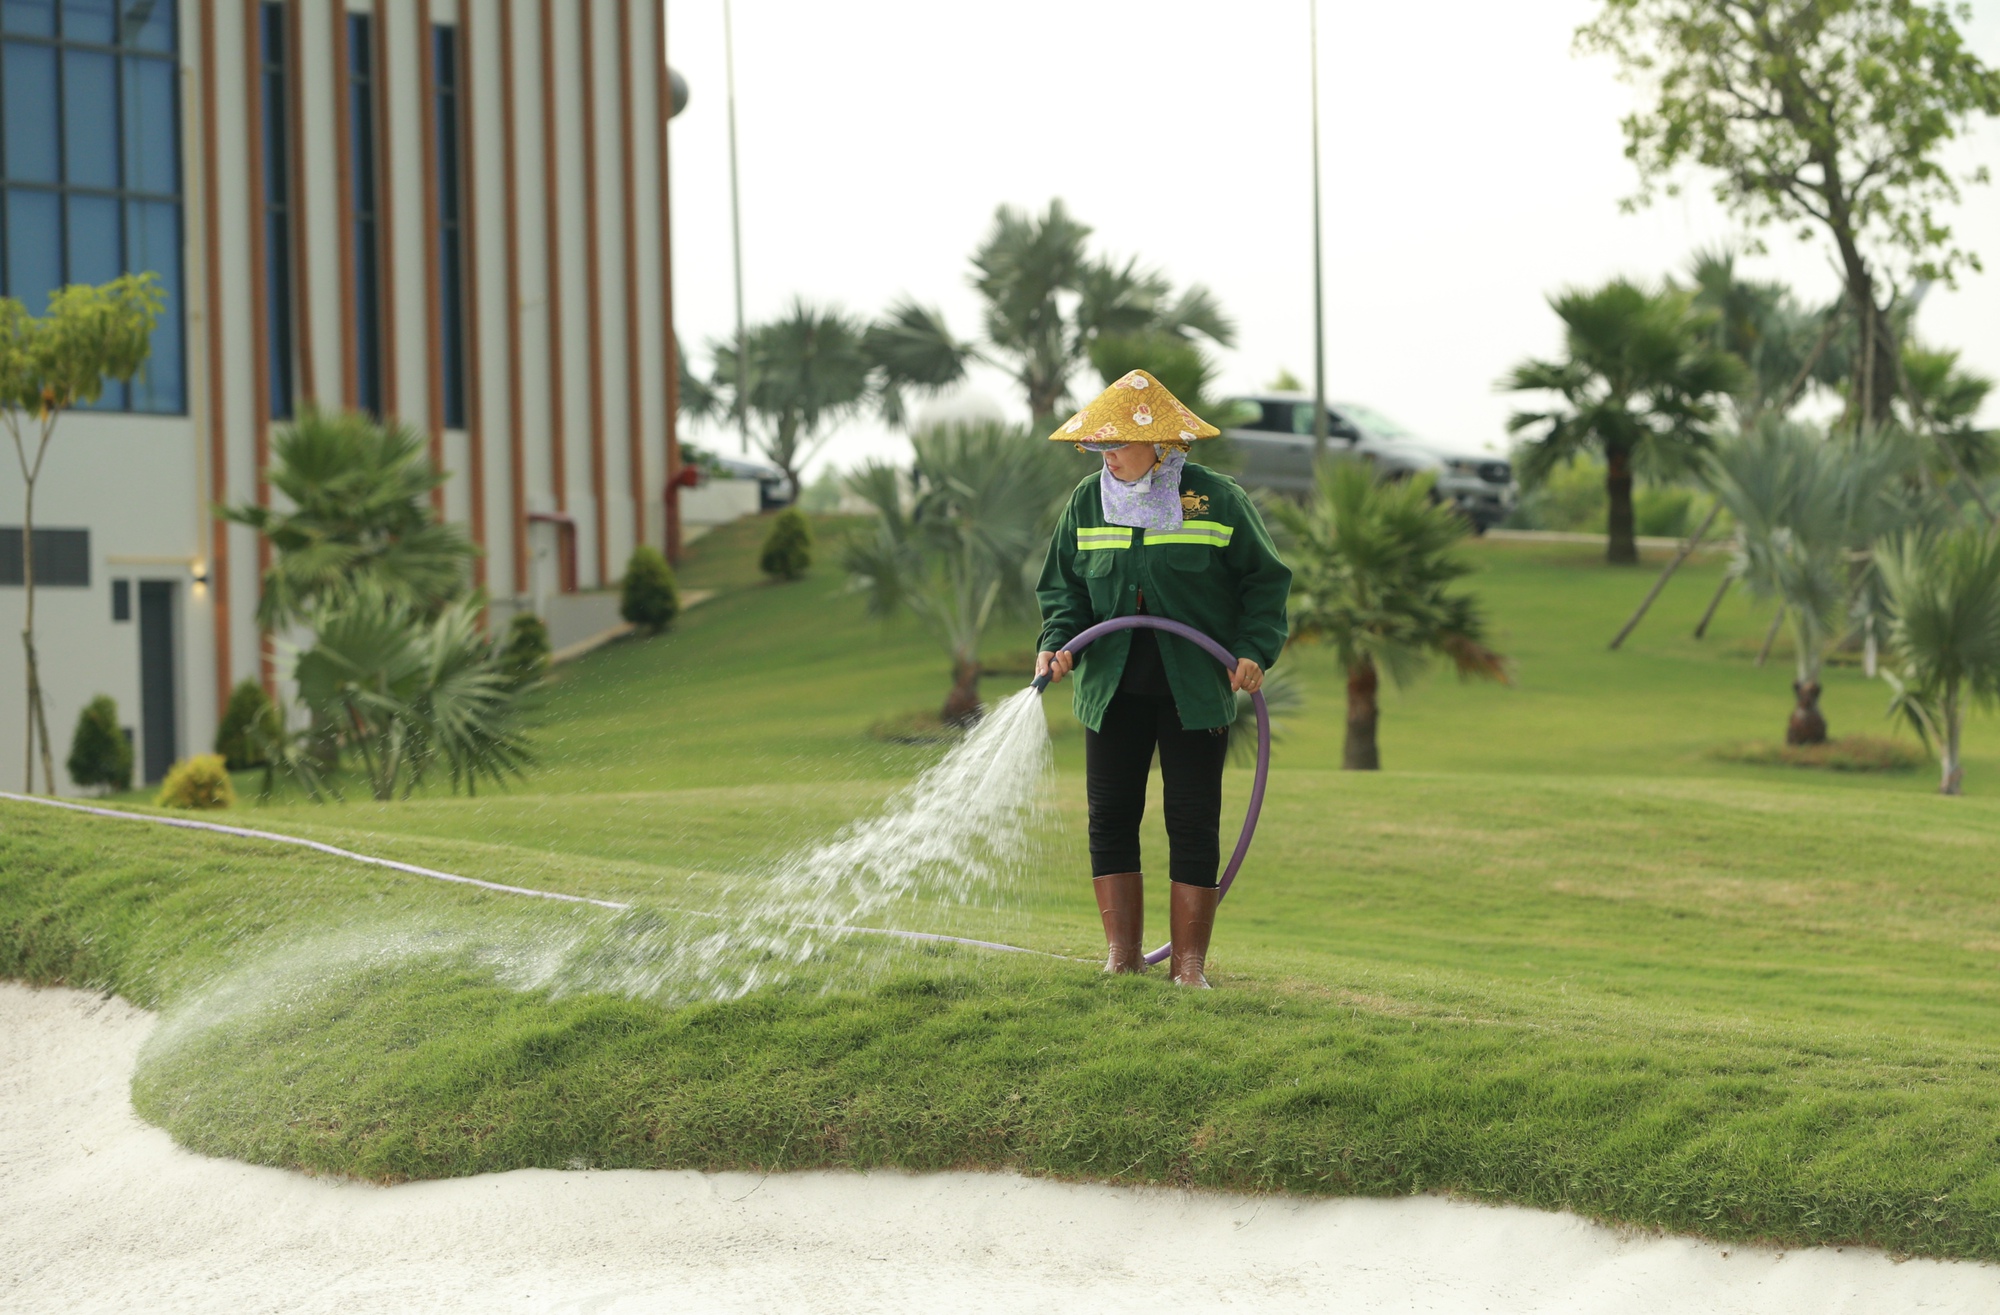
[1047,369,1220,446]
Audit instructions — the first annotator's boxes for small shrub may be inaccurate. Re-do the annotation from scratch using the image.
[620,545,681,634]
[213,679,276,770]
[155,753,237,809]
[498,611,553,686]
[66,694,132,794]
[759,508,814,581]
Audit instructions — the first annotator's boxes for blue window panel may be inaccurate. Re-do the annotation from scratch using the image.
[121,0,173,52]
[3,42,59,182]
[125,198,178,411]
[1,0,55,36]
[61,48,118,189]
[61,0,114,44]
[68,190,123,408]
[120,54,173,195]
[3,187,58,303]
[66,189,117,280]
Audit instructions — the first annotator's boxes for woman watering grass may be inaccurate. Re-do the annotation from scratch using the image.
[1035,371,1292,988]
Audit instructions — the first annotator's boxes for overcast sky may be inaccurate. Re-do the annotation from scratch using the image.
[661,0,2000,477]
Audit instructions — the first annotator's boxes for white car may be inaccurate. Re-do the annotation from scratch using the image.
[1220,393,1518,531]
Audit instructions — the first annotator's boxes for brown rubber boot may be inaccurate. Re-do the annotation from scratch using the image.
[1168,881,1221,988]
[1092,872,1146,974]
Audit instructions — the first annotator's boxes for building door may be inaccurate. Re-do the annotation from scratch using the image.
[138,581,179,783]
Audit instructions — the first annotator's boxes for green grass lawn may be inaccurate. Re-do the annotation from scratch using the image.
[10,514,2000,1259]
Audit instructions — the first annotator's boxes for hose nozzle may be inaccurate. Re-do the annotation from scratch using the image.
[1030,671,1053,694]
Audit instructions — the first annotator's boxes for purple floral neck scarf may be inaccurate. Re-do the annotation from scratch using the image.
[1095,444,1188,532]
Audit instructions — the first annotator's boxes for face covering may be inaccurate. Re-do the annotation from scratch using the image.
[1095,444,1188,532]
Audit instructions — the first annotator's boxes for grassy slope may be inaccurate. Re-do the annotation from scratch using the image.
[9,514,2000,1258]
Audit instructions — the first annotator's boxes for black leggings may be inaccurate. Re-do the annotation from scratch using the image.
[1084,691,1229,888]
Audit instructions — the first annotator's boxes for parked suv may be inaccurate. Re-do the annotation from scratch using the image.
[1220,393,1517,530]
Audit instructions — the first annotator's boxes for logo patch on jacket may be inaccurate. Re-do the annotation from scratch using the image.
[1180,491,1210,517]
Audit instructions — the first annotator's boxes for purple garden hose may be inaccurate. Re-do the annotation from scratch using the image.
[1031,615,1271,966]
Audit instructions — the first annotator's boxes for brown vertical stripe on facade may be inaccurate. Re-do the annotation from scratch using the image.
[459,3,488,591]
[656,3,681,563]
[617,0,645,551]
[199,0,233,705]
[241,0,274,688]
[538,0,568,525]
[332,3,357,408]
[579,0,609,585]
[372,11,398,420]
[500,0,528,595]
[416,0,445,515]
[283,0,314,402]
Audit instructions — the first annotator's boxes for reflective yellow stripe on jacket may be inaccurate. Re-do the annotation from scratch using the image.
[1076,526,1133,551]
[1146,520,1234,548]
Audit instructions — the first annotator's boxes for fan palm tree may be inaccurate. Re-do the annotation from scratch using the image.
[693,299,874,502]
[1876,527,2000,795]
[288,584,531,800]
[1705,419,1918,743]
[1505,279,1743,564]
[1270,460,1506,770]
[842,420,1075,724]
[867,200,1235,431]
[1682,248,1831,421]
[221,408,476,630]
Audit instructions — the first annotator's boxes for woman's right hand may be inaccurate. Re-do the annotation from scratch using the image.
[1036,651,1075,685]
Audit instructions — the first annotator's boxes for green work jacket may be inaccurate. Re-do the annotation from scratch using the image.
[1036,462,1292,732]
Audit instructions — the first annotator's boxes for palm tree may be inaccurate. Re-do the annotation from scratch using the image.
[1705,419,1917,743]
[870,200,1235,431]
[221,408,476,630]
[289,584,531,800]
[1505,278,1743,564]
[1876,528,2000,796]
[694,299,874,502]
[842,420,1075,724]
[1270,460,1506,770]
[1682,249,1831,421]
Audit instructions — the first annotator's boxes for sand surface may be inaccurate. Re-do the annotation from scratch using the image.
[4,982,1997,1314]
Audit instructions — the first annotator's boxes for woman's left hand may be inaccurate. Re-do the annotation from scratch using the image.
[1231,658,1263,694]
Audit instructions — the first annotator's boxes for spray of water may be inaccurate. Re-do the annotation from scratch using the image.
[150,689,1061,1055]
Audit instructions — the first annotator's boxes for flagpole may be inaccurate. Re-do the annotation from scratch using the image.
[1310,0,1328,465]
[723,0,749,453]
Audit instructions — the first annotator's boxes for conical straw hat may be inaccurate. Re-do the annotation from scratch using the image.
[1047,369,1220,446]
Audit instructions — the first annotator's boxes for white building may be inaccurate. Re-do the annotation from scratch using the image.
[0,0,687,790]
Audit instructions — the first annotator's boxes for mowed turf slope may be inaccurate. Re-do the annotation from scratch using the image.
[10,513,2000,1258]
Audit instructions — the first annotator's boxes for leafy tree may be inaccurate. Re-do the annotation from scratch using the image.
[871,200,1236,430]
[0,273,162,793]
[1705,418,1915,743]
[1877,526,2000,795]
[620,544,681,634]
[221,408,475,630]
[691,300,873,501]
[1579,0,2000,424]
[213,679,276,771]
[290,586,530,801]
[1270,461,1507,770]
[843,420,1075,724]
[497,612,552,687]
[66,694,131,794]
[1505,278,1743,563]
[759,507,814,582]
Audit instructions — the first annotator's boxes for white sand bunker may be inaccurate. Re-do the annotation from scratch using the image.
[3,982,1996,1314]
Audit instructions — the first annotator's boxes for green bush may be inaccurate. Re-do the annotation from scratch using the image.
[66,694,132,794]
[759,508,814,581]
[1506,456,1606,531]
[155,754,236,810]
[498,611,552,686]
[620,545,680,634]
[213,679,275,770]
